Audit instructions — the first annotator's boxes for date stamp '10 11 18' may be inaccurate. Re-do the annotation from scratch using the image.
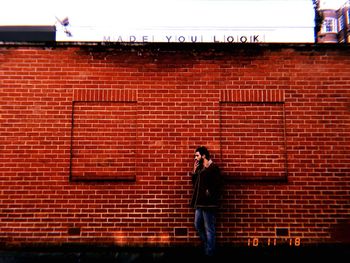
[247,238,301,247]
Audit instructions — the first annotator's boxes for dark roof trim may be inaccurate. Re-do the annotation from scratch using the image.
[0,26,56,42]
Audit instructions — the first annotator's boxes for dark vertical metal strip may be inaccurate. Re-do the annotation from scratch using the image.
[282,102,289,180]
[69,101,75,181]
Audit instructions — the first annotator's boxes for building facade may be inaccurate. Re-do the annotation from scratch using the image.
[318,0,350,43]
[0,43,349,249]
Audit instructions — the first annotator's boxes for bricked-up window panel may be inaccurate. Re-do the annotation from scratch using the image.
[70,102,137,181]
[220,103,287,181]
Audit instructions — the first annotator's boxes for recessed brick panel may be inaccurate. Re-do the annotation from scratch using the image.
[220,102,287,180]
[70,101,137,180]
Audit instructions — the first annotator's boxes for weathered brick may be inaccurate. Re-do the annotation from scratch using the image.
[0,44,349,247]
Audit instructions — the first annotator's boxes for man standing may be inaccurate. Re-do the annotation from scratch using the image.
[191,146,222,258]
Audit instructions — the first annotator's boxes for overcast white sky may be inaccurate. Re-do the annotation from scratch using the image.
[0,0,348,43]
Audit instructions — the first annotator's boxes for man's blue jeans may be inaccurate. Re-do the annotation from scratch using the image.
[194,208,216,256]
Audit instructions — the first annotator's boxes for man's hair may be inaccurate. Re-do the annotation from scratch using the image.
[195,146,211,160]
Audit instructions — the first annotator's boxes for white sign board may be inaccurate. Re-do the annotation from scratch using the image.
[1,0,316,43]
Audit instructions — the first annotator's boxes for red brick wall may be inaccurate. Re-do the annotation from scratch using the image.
[0,44,349,248]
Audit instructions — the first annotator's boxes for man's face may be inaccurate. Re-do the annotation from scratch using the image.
[194,152,203,164]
